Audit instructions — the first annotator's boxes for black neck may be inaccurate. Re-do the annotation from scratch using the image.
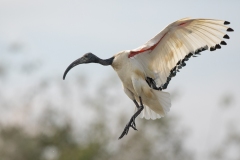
[97,57,114,66]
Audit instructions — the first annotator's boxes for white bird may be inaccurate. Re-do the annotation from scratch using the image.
[63,18,234,139]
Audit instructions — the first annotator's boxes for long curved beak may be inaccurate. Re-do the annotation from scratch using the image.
[63,57,86,80]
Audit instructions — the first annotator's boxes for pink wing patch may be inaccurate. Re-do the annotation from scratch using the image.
[128,33,167,58]
[178,22,187,26]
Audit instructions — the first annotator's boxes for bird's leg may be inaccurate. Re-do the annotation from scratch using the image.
[131,100,140,127]
[130,97,144,128]
[133,99,140,109]
[118,97,144,139]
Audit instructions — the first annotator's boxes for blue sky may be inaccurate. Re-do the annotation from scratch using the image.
[1,0,240,159]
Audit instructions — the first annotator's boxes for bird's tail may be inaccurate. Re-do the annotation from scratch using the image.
[138,91,171,120]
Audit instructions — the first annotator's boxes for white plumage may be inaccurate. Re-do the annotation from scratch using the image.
[130,18,231,89]
[112,18,233,121]
[63,18,233,139]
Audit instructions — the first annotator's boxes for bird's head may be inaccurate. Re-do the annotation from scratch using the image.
[63,52,99,80]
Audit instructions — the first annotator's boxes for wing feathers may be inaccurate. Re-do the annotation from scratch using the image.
[191,25,222,44]
[130,18,233,89]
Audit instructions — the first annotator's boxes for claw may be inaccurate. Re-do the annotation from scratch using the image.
[118,127,128,139]
[130,124,137,130]
[118,100,144,139]
[118,119,136,139]
[132,118,136,127]
[125,127,129,135]
[132,121,135,127]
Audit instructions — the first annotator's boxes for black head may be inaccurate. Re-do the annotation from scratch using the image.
[63,52,99,80]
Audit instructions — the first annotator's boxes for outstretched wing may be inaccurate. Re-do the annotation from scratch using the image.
[129,18,234,90]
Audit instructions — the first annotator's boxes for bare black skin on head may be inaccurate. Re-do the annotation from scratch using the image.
[63,52,114,80]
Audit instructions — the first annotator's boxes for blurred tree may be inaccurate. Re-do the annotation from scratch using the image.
[0,74,193,160]
[209,93,239,160]
[219,93,235,109]
[210,124,240,160]
[0,110,193,160]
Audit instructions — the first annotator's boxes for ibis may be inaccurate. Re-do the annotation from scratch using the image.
[63,18,234,139]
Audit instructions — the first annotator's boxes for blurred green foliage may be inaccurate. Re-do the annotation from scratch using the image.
[0,97,192,160]
[0,74,193,160]
[0,109,193,160]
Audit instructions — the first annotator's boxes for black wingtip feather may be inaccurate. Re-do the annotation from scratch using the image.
[215,44,221,49]
[224,21,230,25]
[210,47,216,51]
[223,34,230,39]
[220,41,227,45]
[227,28,234,32]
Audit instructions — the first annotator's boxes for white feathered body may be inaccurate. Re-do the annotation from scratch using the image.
[112,50,171,120]
[111,18,233,120]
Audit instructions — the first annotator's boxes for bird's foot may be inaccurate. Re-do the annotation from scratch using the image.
[118,97,144,140]
[118,116,137,139]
